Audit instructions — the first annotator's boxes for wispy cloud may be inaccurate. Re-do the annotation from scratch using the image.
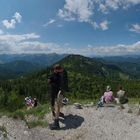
[129,23,140,33]
[81,41,140,56]
[43,19,55,27]
[90,20,110,30]
[0,33,39,42]
[2,12,22,29]
[13,12,22,23]
[97,0,140,13]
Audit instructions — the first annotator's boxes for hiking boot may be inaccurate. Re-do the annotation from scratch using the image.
[49,119,60,130]
[59,112,65,118]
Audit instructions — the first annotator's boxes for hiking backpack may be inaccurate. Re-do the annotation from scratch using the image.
[60,69,69,92]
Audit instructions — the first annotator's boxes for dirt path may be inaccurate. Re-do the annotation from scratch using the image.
[0,104,140,140]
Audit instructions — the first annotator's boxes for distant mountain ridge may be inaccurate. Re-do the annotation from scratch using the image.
[0,53,67,66]
[0,60,42,79]
[0,54,139,80]
[0,53,67,79]
[96,56,140,78]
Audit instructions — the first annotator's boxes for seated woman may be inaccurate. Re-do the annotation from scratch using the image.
[97,85,114,108]
[103,85,114,103]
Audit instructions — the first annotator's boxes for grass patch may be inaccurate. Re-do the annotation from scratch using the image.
[128,98,140,104]
[24,104,50,119]
[0,104,50,122]
[10,110,25,120]
[26,120,48,129]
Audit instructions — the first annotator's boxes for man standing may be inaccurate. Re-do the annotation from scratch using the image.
[48,64,68,130]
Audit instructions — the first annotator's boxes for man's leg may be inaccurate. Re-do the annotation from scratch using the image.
[51,94,56,119]
[50,91,61,130]
[56,90,63,119]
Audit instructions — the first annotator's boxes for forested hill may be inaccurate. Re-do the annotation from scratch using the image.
[57,54,129,80]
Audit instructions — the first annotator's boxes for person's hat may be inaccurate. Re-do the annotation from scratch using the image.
[25,97,28,101]
[53,64,62,70]
[106,85,111,92]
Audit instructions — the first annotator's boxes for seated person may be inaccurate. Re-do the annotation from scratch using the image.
[33,98,38,107]
[25,96,34,110]
[97,85,114,108]
[117,86,128,104]
[104,85,114,103]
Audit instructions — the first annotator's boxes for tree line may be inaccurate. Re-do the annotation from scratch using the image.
[0,68,140,111]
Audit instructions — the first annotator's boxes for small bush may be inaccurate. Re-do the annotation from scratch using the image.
[11,110,25,120]
[25,104,50,118]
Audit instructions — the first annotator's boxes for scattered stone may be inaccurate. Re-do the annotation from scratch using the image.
[127,108,133,113]
[73,103,83,109]
[24,130,28,135]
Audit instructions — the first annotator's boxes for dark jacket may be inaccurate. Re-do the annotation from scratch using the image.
[48,72,61,91]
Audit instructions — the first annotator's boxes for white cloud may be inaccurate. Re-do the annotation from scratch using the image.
[58,0,140,30]
[43,19,55,27]
[98,3,108,14]
[13,12,22,23]
[58,0,94,22]
[0,33,40,54]
[100,20,109,30]
[129,24,140,33]
[2,12,22,29]
[80,41,140,56]
[2,19,16,29]
[0,32,140,56]
[0,33,65,54]
[97,0,140,13]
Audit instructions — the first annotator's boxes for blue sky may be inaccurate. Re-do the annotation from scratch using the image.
[0,0,140,56]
